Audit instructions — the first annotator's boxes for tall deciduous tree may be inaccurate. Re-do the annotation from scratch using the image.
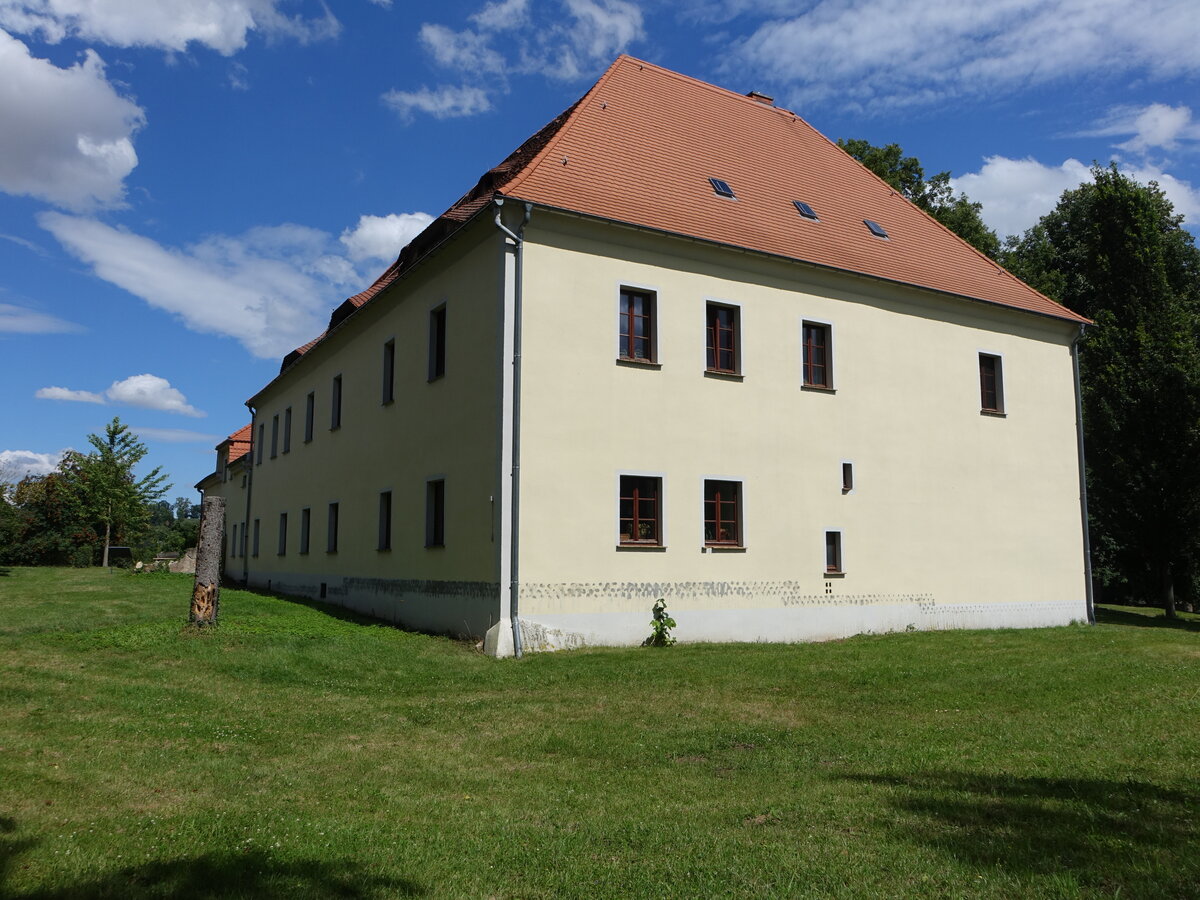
[64,418,171,567]
[837,138,1001,259]
[1005,165,1200,616]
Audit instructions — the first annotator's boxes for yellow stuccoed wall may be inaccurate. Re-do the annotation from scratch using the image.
[236,220,506,636]
[512,211,1088,649]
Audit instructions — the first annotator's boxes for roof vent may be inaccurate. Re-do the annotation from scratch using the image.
[746,91,774,105]
[864,220,889,239]
[709,177,736,199]
[793,200,819,221]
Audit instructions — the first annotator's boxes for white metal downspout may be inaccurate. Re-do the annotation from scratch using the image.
[1071,325,1096,624]
[243,403,257,585]
[494,198,532,657]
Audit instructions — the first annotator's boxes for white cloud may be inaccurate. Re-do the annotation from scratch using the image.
[35,385,104,403]
[726,0,1200,114]
[105,374,203,416]
[1083,103,1200,155]
[0,302,82,333]
[0,1,340,56]
[953,156,1200,238]
[37,209,433,359]
[382,84,492,121]
[35,374,204,415]
[0,232,48,254]
[128,427,218,443]
[0,448,67,480]
[0,30,144,210]
[340,213,434,262]
[388,0,644,120]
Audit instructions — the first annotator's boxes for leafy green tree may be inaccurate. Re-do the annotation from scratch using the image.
[64,418,171,567]
[0,473,94,566]
[1005,165,1200,616]
[837,138,1001,259]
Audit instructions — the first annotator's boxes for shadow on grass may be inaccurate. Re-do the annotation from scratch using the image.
[4,844,423,899]
[223,578,394,629]
[0,568,10,576]
[1095,604,1200,633]
[841,770,1199,894]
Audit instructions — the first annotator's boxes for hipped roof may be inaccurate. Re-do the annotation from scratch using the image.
[279,55,1085,374]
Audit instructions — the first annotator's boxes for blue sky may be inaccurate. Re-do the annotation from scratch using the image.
[2,0,1198,499]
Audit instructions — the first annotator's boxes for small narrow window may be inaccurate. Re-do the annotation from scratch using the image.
[378,490,392,551]
[327,502,339,553]
[256,423,264,465]
[619,475,662,545]
[231,523,239,558]
[330,375,342,430]
[979,353,1004,413]
[864,220,889,239]
[252,518,260,557]
[277,512,288,556]
[618,288,655,362]
[304,392,315,442]
[841,462,854,493]
[706,303,739,374]
[825,531,843,573]
[382,339,395,404]
[793,200,819,220]
[704,480,742,546]
[270,415,279,459]
[709,177,735,198]
[283,407,292,454]
[802,321,832,388]
[299,507,311,555]
[429,306,447,381]
[426,479,445,548]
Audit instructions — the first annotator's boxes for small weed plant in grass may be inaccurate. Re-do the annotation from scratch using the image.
[1,566,1198,898]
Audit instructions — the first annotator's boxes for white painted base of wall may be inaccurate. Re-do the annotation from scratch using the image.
[515,598,1088,652]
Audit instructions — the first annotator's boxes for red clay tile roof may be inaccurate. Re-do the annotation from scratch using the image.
[278,55,1084,374]
[493,55,1086,324]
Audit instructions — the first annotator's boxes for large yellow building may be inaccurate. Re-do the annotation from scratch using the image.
[199,57,1093,656]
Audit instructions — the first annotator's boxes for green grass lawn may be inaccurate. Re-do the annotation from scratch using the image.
[1,566,1197,899]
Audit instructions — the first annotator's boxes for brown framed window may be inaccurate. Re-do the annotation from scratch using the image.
[979,353,1004,412]
[706,303,739,374]
[426,479,445,548]
[326,502,339,553]
[704,479,741,546]
[825,531,843,573]
[803,321,831,388]
[619,475,661,545]
[330,375,343,429]
[382,339,395,404]
[429,306,446,381]
[378,490,392,551]
[618,288,655,362]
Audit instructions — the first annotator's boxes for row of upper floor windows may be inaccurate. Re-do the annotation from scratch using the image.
[619,286,1008,412]
[251,284,1008,468]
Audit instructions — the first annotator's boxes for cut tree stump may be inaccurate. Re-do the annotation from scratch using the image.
[189,495,225,626]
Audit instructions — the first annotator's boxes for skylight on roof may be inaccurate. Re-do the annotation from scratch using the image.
[864,220,889,239]
[793,200,819,220]
[709,177,735,198]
